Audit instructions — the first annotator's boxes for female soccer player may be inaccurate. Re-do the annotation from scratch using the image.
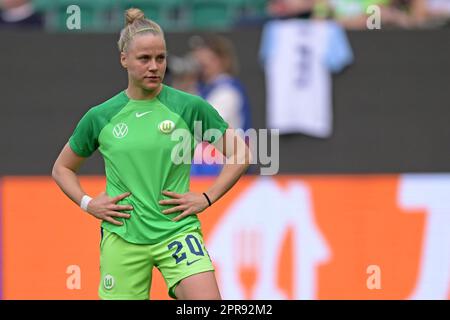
[52,8,251,300]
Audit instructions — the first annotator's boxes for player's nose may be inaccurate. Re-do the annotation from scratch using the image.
[148,59,158,71]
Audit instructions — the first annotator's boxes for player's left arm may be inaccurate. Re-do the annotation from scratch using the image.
[160,127,252,221]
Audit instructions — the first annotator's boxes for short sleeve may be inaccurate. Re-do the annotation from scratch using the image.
[192,97,229,144]
[68,108,99,157]
[259,21,276,65]
[324,22,354,73]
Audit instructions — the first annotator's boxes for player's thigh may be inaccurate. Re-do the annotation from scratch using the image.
[99,228,154,300]
[175,271,221,300]
[154,228,217,299]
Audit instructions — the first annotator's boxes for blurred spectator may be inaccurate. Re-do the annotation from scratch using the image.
[190,35,252,131]
[0,0,43,28]
[167,54,200,95]
[188,34,253,176]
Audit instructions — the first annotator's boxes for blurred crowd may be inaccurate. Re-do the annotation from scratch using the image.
[264,0,450,29]
[1,0,448,176]
[1,0,450,29]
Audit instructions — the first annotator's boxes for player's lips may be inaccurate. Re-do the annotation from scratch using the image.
[144,76,160,80]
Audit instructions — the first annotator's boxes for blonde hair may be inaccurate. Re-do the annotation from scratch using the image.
[117,8,165,52]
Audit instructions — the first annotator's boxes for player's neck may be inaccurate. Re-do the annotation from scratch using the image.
[125,84,162,101]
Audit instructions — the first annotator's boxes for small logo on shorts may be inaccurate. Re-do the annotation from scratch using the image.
[187,258,201,266]
[103,274,115,290]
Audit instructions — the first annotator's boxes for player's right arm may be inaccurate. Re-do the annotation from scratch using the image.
[52,142,132,226]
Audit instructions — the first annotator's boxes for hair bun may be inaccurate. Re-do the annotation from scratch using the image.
[125,8,145,25]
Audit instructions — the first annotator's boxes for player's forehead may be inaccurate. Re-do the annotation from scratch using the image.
[129,34,166,54]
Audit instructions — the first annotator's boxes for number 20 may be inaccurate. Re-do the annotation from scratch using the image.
[167,235,204,264]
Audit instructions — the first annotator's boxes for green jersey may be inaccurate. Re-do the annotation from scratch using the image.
[69,85,228,244]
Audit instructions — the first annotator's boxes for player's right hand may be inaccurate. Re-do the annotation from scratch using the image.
[86,191,133,226]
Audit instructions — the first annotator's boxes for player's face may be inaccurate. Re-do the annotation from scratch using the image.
[122,34,167,92]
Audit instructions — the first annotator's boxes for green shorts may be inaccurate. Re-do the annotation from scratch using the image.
[98,228,215,300]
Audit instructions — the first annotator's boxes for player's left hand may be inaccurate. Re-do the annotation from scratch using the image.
[159,190,209,222]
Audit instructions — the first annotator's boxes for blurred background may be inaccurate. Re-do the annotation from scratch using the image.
[0,0,449,299]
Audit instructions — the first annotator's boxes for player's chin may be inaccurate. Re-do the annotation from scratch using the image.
[142,80,161,91]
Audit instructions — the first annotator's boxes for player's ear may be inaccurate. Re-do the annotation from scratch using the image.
[120,51,128,69]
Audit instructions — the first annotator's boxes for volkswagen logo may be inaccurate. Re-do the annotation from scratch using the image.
[113,123,128,139]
